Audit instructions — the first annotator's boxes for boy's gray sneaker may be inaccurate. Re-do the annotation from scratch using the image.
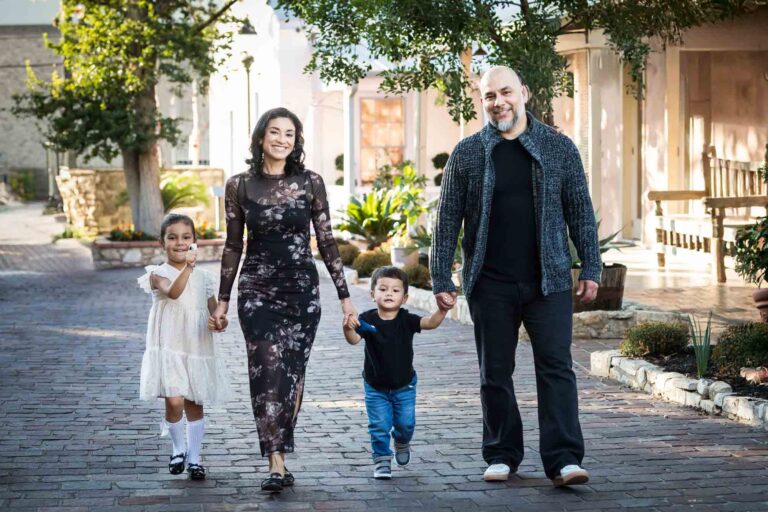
[373,459,392,479]
[394,442,411,466]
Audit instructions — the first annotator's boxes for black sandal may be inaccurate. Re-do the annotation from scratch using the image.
[187,463,206,480]
[168,453,186,475]
[282,470,294,487]
[261,473,284,492]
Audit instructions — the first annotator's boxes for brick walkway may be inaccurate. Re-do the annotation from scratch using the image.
[1,203,767,511]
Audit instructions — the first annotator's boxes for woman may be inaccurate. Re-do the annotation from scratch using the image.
[211,107,356,492]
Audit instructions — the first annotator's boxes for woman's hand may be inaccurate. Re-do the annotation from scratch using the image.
[340,298,357,326]
[211,301,229,331]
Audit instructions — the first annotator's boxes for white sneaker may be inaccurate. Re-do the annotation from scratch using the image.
[483,463,510,482]
[552,464,589,487]
[373,461,392,480]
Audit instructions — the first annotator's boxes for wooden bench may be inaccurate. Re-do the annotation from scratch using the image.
[647,144,768,283]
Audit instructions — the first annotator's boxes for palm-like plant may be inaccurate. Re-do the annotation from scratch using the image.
[160,172,210,213]
[336,189,405,249]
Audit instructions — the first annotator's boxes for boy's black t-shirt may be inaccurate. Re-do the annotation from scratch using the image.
[358,308,422,391]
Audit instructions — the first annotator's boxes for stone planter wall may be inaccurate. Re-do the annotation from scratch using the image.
[91,237,225,270]
[57,166,225,235]
[591,350,768,429]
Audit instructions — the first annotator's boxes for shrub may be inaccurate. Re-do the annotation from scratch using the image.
[619,321,689,358]
[9,171,35,200]
[711,323,768,377]
[352,250,391,278]
[108,226,157,241]
[404,263,431,290]
[431,152,449,170]
[338,243,360,266]
[195,221,219,240]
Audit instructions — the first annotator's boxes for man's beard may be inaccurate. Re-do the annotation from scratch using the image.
[489,109,519,132]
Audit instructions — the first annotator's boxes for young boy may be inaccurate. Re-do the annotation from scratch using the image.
[343,266,448,479]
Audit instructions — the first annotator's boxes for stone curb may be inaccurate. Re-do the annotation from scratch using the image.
[590,349,768,429]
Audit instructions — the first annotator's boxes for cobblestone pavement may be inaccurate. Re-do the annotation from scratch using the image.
[1,203,768,511]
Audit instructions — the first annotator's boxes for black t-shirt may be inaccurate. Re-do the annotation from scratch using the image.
[482,138,541,283]
[358,308,422,390]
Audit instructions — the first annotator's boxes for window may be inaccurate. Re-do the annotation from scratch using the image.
[360,98,404,183]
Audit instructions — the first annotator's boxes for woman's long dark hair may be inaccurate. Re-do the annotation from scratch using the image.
[246,107,306,177]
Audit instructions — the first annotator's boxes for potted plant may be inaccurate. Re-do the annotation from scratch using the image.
[733,156,768,321]
[432,152,449,186]
[334,154,344,185]
[570,214,626,313]
[390,232,419,268]
[733,216,768,322]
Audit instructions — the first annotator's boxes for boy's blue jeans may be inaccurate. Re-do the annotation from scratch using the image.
[364,373,417,461]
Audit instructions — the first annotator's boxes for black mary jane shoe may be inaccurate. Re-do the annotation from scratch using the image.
[261,473,284,492]
[282,470,294,487]
[168,453,186,475]
[187,463,206,481]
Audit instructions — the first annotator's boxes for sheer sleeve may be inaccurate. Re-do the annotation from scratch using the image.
[308,171,350,299]
[218,173,245,301]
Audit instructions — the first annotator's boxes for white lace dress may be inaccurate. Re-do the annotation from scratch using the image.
[138,263,232,405]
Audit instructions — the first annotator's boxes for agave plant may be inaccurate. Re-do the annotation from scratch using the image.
[336,189,405,249]
[569,211,622,268]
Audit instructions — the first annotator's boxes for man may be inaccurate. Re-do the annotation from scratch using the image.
[430,66,601,487]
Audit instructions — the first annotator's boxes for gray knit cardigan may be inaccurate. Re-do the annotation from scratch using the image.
[430,113,602,299]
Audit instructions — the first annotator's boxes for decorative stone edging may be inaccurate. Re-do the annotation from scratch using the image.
[91,237,224,270]
[591,350,768,429]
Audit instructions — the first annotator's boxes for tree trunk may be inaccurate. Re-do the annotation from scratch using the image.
[137,143,165,235]
[122,149,141,227]
[122,145,164,237]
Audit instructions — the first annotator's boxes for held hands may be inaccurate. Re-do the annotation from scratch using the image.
[209,301,229,332]
[434,291,457,311]
[576,280,599,304]
[208,315,228,332]
[341,298,358,327]
[343,313,360,331]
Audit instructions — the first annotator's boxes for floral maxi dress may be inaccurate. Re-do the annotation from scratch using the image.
[218,169,349,456]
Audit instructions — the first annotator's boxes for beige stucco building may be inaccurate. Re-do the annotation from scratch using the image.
[553,9,768,247]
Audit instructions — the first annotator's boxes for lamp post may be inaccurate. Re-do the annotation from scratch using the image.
[242,52,254,137]
[239,19,256,137]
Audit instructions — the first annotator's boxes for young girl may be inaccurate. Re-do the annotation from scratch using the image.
[138,213,232,480]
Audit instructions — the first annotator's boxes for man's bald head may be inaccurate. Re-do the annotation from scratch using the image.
[479,66,529,138]
[480,66,524,92]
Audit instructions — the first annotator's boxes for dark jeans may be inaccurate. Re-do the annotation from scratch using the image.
[467,276,584,479]
[364,373,417,461]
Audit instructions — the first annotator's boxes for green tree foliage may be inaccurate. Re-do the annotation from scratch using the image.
[12,0,238,236]
[278,0,762,123]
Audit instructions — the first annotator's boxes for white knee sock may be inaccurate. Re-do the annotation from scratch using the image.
[166,418,186,456]
[186,418,205,465]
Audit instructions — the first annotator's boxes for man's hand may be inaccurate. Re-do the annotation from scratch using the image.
[576,280,599,304]
[435,291,457,311]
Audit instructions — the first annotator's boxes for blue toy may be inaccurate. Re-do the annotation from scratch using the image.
[356,320,378,335]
